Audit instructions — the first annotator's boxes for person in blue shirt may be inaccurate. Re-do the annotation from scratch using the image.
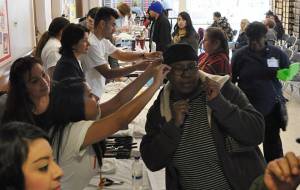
[131,2,144,18]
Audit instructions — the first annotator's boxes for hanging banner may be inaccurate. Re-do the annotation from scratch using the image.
[0,0,10,64]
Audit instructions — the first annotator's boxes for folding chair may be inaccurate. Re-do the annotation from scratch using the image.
[286,36,297,48]
[290,52,300,62]
[283,47,294,59]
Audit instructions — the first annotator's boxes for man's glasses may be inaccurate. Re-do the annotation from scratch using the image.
[171,62,198,76]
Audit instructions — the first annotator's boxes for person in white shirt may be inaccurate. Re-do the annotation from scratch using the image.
[35,17,70,79]
[43,63,170,190]
[81,7,162,98]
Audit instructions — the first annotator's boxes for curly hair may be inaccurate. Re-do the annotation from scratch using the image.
[246,21,267,41]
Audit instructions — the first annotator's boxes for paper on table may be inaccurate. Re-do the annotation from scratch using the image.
[102,159,117,174]
[146,168,166,190]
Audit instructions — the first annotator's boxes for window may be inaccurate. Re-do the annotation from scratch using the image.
[62,0,76,20]
[185,0,270,30]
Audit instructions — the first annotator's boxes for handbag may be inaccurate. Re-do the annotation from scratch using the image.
[272,83,288,131]
[275,95,288,131]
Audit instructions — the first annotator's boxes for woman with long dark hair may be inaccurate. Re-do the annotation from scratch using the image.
[0,121,63,190]
[172,11,199,52]
[198,27,231,75]
[2,56,51,126]
[35,17,70,79]
[43,64,170,189]
[52,23,89,81]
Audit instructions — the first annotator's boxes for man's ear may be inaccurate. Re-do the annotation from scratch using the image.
[98,20,106,29]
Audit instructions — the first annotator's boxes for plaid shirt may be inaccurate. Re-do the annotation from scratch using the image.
[198,52,231,75]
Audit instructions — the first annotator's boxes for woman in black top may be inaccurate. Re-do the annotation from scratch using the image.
[2,56,51,127]
[234,19,249,50]
[53,24,89,81]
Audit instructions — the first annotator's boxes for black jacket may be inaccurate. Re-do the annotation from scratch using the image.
[235,32,248,49]
[231,45,290,115]
[140,74,266,190]
[149,14,171,52]
[53,53,84,81]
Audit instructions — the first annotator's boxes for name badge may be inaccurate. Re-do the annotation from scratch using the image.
[267,57,279,68]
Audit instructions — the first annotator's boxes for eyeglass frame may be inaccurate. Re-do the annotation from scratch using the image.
[170,61,199,76]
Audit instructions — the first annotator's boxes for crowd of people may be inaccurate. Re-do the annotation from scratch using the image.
[0,1,300,190]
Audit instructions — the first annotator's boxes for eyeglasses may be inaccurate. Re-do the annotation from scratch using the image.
[171,62,198,76]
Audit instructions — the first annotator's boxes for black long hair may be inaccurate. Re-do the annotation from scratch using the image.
[59,23,89,56]
[45,78,105,166]
[2,56,41,124]
[45,78,85,163]
[0,121,49,190]
[35,17,70,58]
[172,11,197,38]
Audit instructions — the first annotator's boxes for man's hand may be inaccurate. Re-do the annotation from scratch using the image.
[133,59,162,71]
[203,77,221,101]
[144,51,163,59]
[151,64,171,88]
[171,99,190,127]
[133,60,152,70]
[264,152,300,190]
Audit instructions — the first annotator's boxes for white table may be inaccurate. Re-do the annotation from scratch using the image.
[84,81,166,190]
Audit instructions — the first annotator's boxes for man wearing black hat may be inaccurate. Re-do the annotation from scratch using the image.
[140,43,266,189]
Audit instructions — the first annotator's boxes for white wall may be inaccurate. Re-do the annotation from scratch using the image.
[82,0,103,16]
[89,0,102,8]
[52,0,103,20]
[178,0,186,12]
[34,0,52,34]
[7,0,35,60]
[52,0,63,18]
[0,0,35,77]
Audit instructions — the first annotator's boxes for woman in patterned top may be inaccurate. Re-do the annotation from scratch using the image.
[198,27,231,75]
